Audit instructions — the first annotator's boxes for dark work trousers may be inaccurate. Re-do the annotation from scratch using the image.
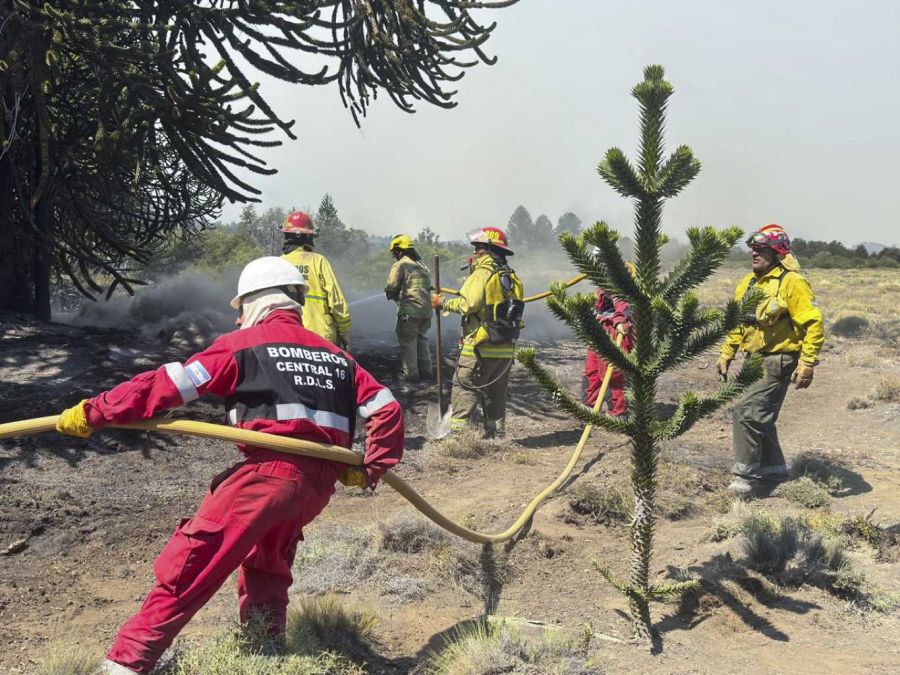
[395,314,432,381]
[732,352,799,479]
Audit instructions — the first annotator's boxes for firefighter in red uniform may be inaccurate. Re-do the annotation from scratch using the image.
[55,257,404,675]
[582,287,633,418]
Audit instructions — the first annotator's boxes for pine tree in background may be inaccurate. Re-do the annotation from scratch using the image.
[533,214,556,248]
[314,193,369,260]
[517,65,765,645]
[314,194,346,236]
[238,206,285,256]
[556,211,583,235]
[506,205,534,248]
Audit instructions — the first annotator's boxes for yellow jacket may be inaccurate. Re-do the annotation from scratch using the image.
[720,265,824,366]
[282,248,351,344]
[385,255,432,319]
[441,255,515,359]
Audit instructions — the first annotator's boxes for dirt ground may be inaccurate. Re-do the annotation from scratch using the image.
[2,272,900,674]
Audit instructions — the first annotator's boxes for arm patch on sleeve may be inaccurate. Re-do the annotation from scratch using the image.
[185,361,212,388]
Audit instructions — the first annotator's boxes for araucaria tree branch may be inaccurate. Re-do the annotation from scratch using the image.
[517,65,762,646]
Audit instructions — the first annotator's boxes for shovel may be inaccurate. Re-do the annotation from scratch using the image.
[426,255,453,439]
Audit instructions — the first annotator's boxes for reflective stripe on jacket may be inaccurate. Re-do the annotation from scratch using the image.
[720,265,824,366]
[282,248,351,343]
[83,311,403,486]
[385,255,432,318]
[441,255,515,359]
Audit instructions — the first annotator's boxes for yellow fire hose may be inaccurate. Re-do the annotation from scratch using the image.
[440,273,587,303]
[0,338,618,545]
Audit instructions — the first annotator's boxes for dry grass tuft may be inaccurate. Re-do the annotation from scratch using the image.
[430,541,489,598]
[790,453,849,494]
[435,428,499,459]
[568,458,715,525]
[425,621,603,675]
[709,499,751,541]
[294,526,381,594]
[738,511,897,612]
[840,512,900,563]
[741,511,847,586]
[657,461,705,519]
[381,575,431,603]
[285,595,378,661]
[379,514,449,554]
[568,480,630,525]
[36,643,99,675]
[872,377,900,403]
[847,377,900,409]
[157,609,365,675]
[847,396,874,410]
[772,476,832,508]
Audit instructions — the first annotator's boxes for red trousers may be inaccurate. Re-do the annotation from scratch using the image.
[107,452,340,674]
[582,350,627,416]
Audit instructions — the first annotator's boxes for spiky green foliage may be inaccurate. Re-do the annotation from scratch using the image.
[1,0,519,317]
[517,65,763,646]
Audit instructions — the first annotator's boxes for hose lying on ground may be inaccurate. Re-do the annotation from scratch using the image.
[440,273,587,303]
[0,346,617,545]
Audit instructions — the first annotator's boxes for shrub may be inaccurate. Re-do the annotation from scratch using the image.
[379,514,449,554]
[568,480,630,525]
[790,453,848,494]
[157,611,365,675]
[847,397,874,410]
[772,476,832,508]
[435,428,499,460]
[735,511,896,611]
[285,595,377,660]
[841,513,900,563]
[426,621,603,675]
[740,511,847,587]
[872,378,900,403]
[831,315,869,338]
[294,527,381,593]
[431,541,489,599]
[381,575,431,603]
[870,319,900,344]
[846,377,900,410]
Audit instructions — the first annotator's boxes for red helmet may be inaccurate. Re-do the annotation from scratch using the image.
[746,223,790,256]
[467,226,513,255]
[282,210,315,236]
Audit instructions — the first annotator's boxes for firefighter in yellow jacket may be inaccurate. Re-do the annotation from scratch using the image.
[431,227,523,438]
[281,211,352,348]
[385,234,433,381]
[717,224,825,497]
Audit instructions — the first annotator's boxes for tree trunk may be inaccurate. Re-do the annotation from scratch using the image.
[0,217,34,314]
[0,153,34,313]
[33,193,52,321]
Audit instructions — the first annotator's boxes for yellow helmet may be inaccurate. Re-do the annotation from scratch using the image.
[389,234,415,251]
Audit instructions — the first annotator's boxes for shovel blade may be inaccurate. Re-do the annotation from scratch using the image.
[426,402,453,440]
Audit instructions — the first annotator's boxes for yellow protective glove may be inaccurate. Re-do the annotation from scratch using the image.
[55,399,94,438]
[715,356,732,382]
[791,363,815,390]
[338,466,368,489]
[615,322,631,336]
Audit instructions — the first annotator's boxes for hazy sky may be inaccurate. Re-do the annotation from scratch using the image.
[221,0,900,246]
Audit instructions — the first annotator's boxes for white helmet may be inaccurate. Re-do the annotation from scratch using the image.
[230,257,308,309]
